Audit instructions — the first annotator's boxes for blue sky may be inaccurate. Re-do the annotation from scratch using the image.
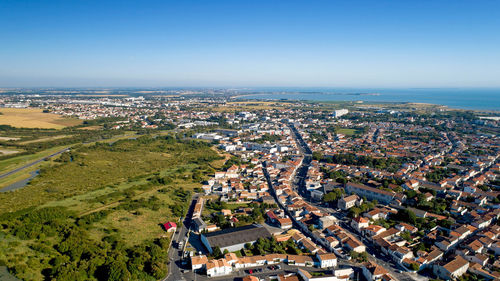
[0,0,499,87]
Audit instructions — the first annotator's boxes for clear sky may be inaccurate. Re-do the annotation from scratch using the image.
[1,0,499,88]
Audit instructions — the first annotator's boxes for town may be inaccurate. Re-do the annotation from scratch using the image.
[1,92,499,281]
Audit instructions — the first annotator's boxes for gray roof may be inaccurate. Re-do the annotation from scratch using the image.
[193,217,207,228]
[203,224,272,248]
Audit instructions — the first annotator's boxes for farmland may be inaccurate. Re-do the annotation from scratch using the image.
[0,108,81,129]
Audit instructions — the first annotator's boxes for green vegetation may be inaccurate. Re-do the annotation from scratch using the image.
[426,167,458,183]
[244,237,303,256]
[409,263,420,271]
[349,251,368,263]
[322,188,345,205]
[336,127,366,136]
[313,152,406,173]
[320,167,347,184]
[348,199,377,218]
[0,135,220,214]
[206,202,276,229]
[400,231,413,242]
[0,135,223,280]
[221,155,243,171]
[253,134,282,144]
[0,123,123,162]
[393,209,417,225]
[1,206,170,280]
[308,131,327,144]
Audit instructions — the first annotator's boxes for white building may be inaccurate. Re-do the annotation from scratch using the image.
[333,109,349,118]
[206,259,232,277]
[433,256,469,280]
[190,255,208,271]
[316,253,337,268]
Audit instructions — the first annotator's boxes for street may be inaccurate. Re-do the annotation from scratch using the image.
[0,147,70,180]
[288,124,424,281]
[164,194,200,281]
[165,124,425,281]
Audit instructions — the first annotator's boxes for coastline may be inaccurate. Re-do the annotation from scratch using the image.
[230,91,500,112]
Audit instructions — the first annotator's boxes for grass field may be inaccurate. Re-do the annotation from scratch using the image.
[0,108,81,129]
[17,135,70,145]
[0,136,222,280]
[337,128,363,136]
[0,145,68,174]
[42,164,201,247]
[0,136,219,214]
[78,125,103,130]
[0,171,33,191]
[0,132,139,191]
[203,201,250,216]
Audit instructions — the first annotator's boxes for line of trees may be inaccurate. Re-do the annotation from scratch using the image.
[313,152,406,172]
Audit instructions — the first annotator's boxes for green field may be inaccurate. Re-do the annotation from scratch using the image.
[0,145,69,173]
[336,128,363,136]
[0,132,140,191]
[0,135,223,281]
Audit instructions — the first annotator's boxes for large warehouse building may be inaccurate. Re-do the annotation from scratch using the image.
[201,224,272,253]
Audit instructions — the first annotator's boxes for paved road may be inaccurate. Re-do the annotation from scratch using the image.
[165,194,200,281]
[288,124,424,281]
[0,147,70,179]
[0,132,142,180]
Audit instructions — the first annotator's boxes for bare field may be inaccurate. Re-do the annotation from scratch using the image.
[0,149,20,155]
[0,137,21,141]
[0,108,82,129]
[78,125,103,130]
[18,135,70,144]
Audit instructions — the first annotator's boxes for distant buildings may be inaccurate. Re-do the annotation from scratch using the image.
[333,109,349,118]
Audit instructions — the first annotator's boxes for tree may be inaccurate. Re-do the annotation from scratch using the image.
[106,260,131,281]
[409,263,420,271]
[323,188,344,204]
[350,251,368,262]
[348,207,362,218]
[312,151,323,161]
[438,219,453,229]
[416,193,427,205]
[212,246,223,259]
[394,209,417,225]
[405,190,418,199]
[400,231,412,242]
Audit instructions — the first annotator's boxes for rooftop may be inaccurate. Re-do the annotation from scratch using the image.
[203,224,272,248]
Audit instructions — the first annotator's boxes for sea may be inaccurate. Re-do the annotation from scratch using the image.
[235,88,500,111]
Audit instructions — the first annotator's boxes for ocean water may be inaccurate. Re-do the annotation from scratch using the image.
[236,88,500,111]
